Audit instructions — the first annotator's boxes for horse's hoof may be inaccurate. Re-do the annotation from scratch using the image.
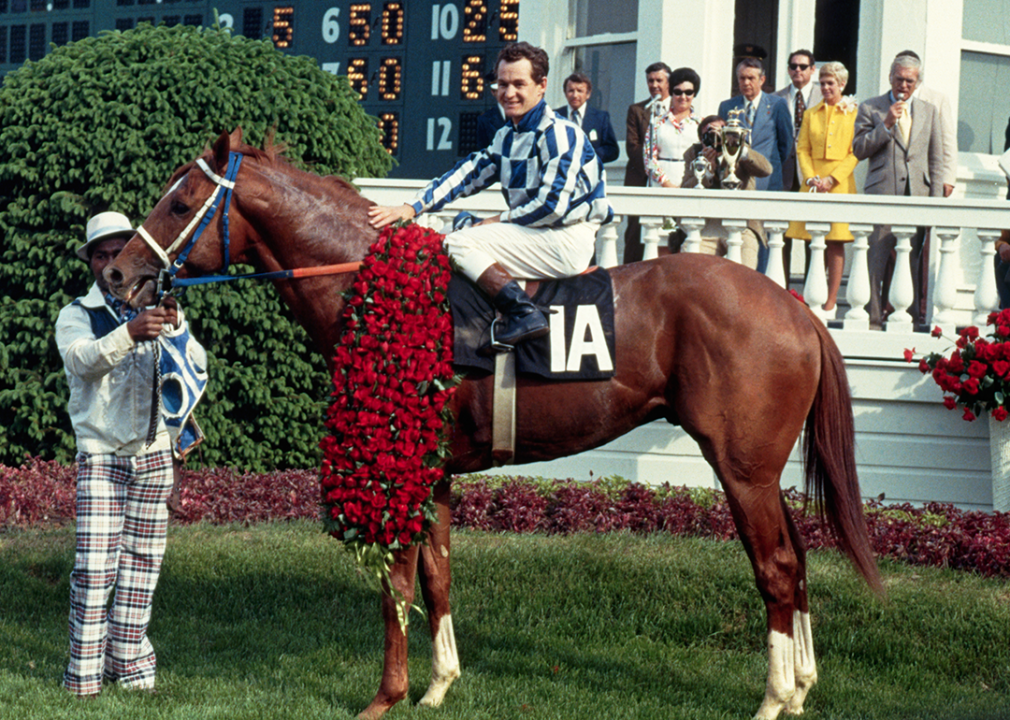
[752,698,786,720]
[418,668,461,708]
[358,695,402,720]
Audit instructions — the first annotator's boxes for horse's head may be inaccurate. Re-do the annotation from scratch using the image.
[106,128,250,307]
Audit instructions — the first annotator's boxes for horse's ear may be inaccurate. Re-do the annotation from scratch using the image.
[212,130,231,172]
[230,127,244,147]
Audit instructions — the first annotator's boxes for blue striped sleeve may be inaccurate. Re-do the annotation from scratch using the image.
[502,123,584,226]
[410,145,501,216]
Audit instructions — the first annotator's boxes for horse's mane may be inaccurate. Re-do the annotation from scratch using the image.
[165,134,372,207]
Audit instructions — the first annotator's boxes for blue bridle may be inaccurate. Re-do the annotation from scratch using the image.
[136,151,243,298]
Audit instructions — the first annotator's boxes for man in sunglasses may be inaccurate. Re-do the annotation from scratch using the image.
[774,50,823,279]
[774,50,822,193]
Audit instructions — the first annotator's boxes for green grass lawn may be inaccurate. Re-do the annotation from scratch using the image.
[0,521,1008,720]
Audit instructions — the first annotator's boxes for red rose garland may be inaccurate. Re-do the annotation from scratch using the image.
[320,223,457,588]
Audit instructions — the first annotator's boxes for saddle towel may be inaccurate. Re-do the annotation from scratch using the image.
[74,300,207,459]
[449,267,616,380]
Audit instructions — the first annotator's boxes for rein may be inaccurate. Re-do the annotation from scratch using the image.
[136,151,361,298]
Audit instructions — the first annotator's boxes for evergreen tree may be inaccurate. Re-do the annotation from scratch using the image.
[0,23,392,470]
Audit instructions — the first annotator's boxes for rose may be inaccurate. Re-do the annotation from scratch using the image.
[319,222,459,592]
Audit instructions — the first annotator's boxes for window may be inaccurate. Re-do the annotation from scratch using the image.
[574,43,636,142]
[963,0,1010,45]
[568,0,637,142]
[958,0,1010,153]
[571,0,636,36]
[958,51,1010,154]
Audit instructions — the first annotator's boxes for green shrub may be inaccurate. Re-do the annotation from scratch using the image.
[0,23,392,470]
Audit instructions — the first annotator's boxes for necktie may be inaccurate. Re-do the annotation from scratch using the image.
[897,105,911,146]
[746,101,756,128]
[794,90,805,137]
[572,109,581,127]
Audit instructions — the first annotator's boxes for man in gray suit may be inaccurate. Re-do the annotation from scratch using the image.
[853,54,944,327]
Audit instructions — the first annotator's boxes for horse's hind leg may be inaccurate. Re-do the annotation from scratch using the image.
[781,495,817,715]
[417,481,460,708]
[359,545,420,720]
[719,478,814,720]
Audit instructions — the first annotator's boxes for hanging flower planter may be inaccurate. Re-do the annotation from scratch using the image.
[906,310,1010,511]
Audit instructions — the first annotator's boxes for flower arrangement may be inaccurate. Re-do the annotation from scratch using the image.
[906,310,1010,422]
[836,95,857,114]
[319,223,458,599]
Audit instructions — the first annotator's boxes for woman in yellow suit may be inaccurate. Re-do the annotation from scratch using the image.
[786,61,858,312]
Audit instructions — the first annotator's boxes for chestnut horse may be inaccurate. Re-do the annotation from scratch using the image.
[106,130,882,720]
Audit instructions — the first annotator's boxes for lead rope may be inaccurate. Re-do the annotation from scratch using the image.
[145,338,162,448]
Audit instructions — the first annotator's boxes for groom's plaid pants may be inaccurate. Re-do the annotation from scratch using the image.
[64,449,173,696]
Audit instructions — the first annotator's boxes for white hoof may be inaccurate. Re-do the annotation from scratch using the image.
[418,614,460,708]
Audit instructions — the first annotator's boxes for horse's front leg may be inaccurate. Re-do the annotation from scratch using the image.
[417,481,460,708]
[358,544,420,720]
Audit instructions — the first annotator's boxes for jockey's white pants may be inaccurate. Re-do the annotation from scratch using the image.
[445,221,600,281]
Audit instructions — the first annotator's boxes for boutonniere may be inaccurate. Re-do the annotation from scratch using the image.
[837,96,857,114]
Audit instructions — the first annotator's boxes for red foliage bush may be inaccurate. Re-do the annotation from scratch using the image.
[4,458,1010,579]
[0,456,78,525]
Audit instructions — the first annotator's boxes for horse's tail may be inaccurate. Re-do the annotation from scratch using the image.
[805,319,885,597]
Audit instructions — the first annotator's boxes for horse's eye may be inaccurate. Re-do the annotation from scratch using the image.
[169,200,190,216]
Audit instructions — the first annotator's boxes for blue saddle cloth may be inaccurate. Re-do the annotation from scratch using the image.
[448,267,616,380]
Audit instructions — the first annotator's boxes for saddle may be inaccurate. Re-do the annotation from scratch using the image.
[448,267,616,380]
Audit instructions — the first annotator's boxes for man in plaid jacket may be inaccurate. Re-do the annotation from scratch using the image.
[369,42,613,352]
[55,211,204,697]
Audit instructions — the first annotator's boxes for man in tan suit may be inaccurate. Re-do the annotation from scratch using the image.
[853,54,944,327]
[623,61,671,263]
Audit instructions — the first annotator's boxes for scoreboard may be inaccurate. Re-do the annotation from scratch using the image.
[0,0,521,178]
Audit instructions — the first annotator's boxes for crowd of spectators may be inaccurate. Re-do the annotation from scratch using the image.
[551,47,955,327]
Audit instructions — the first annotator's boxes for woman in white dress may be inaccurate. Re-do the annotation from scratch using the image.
[644,67,701,188]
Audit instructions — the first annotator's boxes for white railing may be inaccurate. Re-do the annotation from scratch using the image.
[355,179,1010,338]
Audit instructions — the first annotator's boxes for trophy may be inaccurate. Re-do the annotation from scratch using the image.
[719,108,750,190]
[691,150,710,187]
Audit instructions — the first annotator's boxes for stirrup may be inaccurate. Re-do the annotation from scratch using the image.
[486,317,516,354]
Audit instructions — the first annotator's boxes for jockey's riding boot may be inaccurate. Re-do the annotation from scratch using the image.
[476,263,550,347]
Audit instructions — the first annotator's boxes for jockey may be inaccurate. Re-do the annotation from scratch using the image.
[368,42,613,349]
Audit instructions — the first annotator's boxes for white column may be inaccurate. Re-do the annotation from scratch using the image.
[975,229,1002,326]
[930,226,962,333]
[641,216,663,261]
[803,222,831,322]
[886,225,918,333]
[680,217,705,254]
[843,224,873,331]
[723,219,747,265]
[764,221,789,288]
[597,216,620,268]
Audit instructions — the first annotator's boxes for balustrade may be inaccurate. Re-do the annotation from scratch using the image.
[356,178,1010,334]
